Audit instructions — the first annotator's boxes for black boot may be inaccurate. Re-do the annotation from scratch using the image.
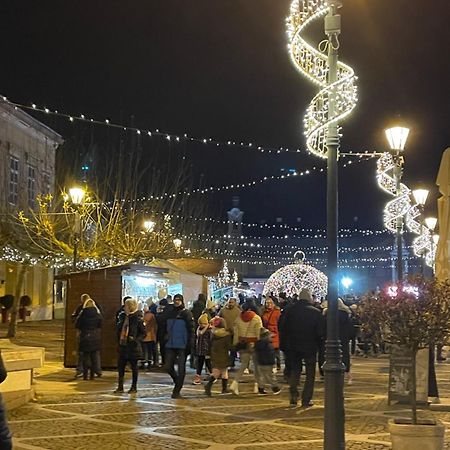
[221,378,231,394]
[114,378,124,393]
[204,376,215,396]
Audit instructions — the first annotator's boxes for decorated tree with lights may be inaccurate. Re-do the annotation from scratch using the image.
[361,276,450,424]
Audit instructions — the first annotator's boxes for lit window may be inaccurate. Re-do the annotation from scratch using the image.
[8,157,19,205]
[28,165,36,208]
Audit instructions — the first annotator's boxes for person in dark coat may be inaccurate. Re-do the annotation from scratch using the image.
[0,353,12,449]
[75,298,102,380]
[190,293,206,368]
[156,297,175,366]
[115,298,145,394]
[323,299,355,385]
[279,288,324,408]
[164,294,194,398]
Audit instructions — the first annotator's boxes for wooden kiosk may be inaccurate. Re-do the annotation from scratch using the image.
[59,264,170,368]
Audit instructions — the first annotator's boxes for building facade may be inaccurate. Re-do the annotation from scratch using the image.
[0,101,62,320]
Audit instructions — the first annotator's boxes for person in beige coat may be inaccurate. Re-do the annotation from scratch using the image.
[229,303,262,395]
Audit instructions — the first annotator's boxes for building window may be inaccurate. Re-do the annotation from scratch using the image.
[43,172,51,195]
[8,156,19,205]
[28,165,36,208]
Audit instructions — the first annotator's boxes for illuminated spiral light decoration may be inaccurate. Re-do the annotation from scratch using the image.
[376,153,434,267]
[286,0,358,159]
[405,204,434,268]
[263,251,328,299]
[376,153,411,233]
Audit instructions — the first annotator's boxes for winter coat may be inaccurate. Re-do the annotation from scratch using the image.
[142,311,157,342]
[75,307,102,352]
[254,336,276,366]
[219,304,241,333]
[324,309,354,343]
[210,328,232,369]
[233,311,262,347]
[279,299,324,355]
[156,303,175,340]
[191,300,206,324]
[0,355,11,446]
[195,326,212,356]
[261,307,281,349]
[165,306,194,352]
[116,311,146,360]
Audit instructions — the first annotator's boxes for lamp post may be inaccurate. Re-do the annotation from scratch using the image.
[143,220,156,233]
[323,2,345,449]
[412,188,429,274]
[173,238,182,252]
[385,126,410,281]
[68,187,85,271]
[432,234,439,275]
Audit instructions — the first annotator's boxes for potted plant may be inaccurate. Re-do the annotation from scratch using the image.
[361,276,450,450]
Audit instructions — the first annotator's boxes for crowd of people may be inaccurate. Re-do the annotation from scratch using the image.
[71,289,431,407]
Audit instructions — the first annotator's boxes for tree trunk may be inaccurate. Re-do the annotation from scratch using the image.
[6,264,27,338]
[411,348,418,425]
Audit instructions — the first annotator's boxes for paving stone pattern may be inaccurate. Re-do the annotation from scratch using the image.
[5,320,450,449]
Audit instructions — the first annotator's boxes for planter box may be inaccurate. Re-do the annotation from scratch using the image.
[388,418,445,450]
[0,339,45,409]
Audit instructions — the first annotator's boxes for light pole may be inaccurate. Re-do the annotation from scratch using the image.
[143,220,156,233]
[69,187,85,271]
[173,238,182,252]
[323,2,345,449]
[385,126,410,281]
[412,188,429,275]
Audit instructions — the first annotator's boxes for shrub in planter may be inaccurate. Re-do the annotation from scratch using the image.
[361,276,450,425]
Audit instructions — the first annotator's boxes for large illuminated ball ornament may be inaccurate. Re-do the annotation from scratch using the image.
[263,256,327,299]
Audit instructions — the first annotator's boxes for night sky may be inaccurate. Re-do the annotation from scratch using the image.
[1,0,449,230]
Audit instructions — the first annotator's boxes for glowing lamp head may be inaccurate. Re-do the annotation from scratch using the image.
[433,234,440,245]
[341,277,353,289]
[143,220,155,232]
[412,188,429,206]
[425,217,438,231]
[68,187,85,205]
[385,126,410,151]
[173,238,182,250]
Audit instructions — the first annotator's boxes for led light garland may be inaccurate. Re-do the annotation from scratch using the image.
[263,254,328,298]
[376,152,434,267]
[151,210,391,236]
[405,204,434,267]
[376,153,411,233]
[1,97,382,160]
[116,158,365,202]
[287,0,358,158]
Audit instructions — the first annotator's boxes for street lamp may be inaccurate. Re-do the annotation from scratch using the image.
[143,220,155,233]
[173,238,182,251]
[385,126,410,281]
[68,186,85,271]
[412,188,429,274]
[425,217,438,232]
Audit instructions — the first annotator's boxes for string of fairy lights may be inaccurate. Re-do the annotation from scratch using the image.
[1,96,380,159]
[0,96,424,274]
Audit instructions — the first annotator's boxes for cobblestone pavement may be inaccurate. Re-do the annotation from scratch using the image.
[4,321,450,449]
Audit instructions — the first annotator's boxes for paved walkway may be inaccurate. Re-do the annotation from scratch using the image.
[4,321,450,449]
